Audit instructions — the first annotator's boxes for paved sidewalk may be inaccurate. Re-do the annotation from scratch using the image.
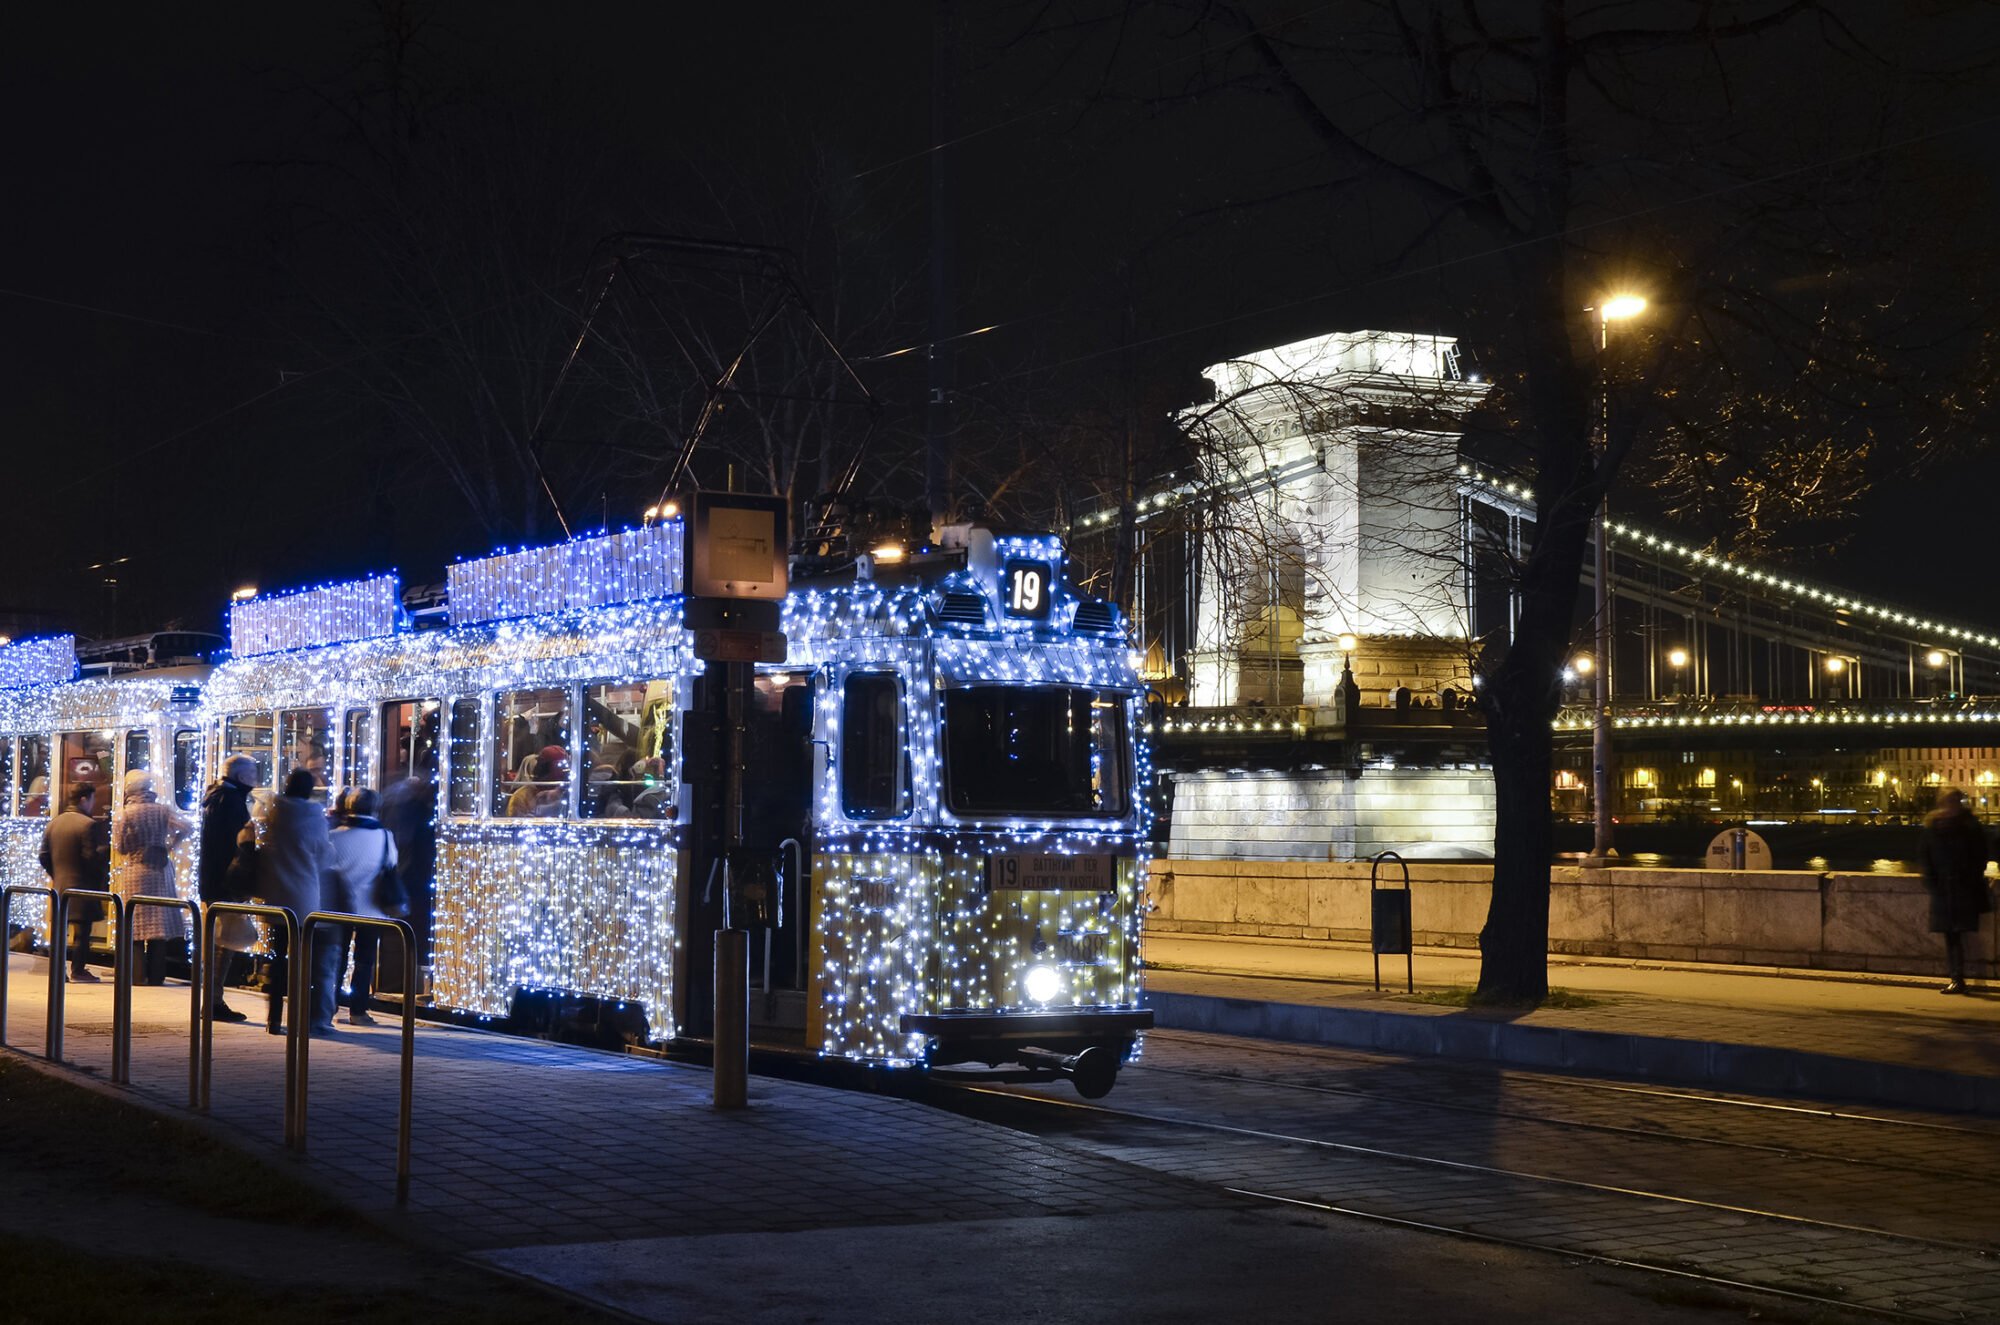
[2,953,1210,1251]
[1146,933,2000,1113]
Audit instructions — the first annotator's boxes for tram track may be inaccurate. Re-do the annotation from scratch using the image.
[919,1074,2000,1324]
[1145,1028,2000,1140]
[1125,1054,1999,1185]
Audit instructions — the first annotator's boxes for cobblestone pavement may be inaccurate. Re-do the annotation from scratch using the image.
[11,952,1988,1321]
[3,955,1212,1251]
[960,1029,2000,1321]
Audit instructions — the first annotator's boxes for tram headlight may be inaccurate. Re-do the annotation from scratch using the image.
[1023,964,1063,1005]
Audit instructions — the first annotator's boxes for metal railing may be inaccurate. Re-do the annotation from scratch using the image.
[120,895,202,1102]
[199,902,299,1141]
[295,911,417,1204]
[0,884,58,1054]
[51,888,127,1072]
[10,893,419,1204]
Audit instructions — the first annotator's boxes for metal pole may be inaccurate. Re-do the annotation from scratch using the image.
[714,928,748,1110]
[715,659,750,1110]
[47,893,66,1063]
[396,918,415,1205]
[0,886,56,1048]
[199,907,216,1111]
[183,902,201,1108]
[291,916,312,1150]
[111,897,129,1084]
[1585,315,1617,869]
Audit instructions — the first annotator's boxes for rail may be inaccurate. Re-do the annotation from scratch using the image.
[199,903,299,1142]
[50,888,128,1072]
[295,911,417,1204]
[119,895,201,1103]
[0,884,58,1055]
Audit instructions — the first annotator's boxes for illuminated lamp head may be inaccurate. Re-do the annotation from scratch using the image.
[1022,964,1063,1005]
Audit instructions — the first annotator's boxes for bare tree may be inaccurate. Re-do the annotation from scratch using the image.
[1021,1,1996,1000]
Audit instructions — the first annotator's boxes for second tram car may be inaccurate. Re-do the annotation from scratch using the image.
[0,516,1151,1093]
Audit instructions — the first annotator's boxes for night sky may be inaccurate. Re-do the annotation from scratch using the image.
[6,2,1996,641]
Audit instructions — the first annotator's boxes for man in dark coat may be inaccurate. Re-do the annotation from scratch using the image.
[40,782,108,981]
[197,753,259,1021]
[1917,788,1992,994]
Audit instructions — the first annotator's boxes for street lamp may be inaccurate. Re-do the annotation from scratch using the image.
[1585,292,1647,869]
[1666,646,1689,699]
[1335,633,1360,714]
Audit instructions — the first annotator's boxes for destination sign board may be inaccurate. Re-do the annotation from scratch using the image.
[986,852,1115,890]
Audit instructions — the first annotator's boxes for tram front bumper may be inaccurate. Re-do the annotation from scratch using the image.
[900,1007,1153,1068]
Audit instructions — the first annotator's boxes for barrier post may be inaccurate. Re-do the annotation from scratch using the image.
[197,903,298,1139]
[52,889,126,1078]
[0,885,55,1048]
[293,911,418,1203]
[121,896,199,1102]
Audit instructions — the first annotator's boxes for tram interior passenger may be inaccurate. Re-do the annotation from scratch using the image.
[58,731,115,811]
[17,734,51,816]
[581,680,674,819]
[496,687,572,817]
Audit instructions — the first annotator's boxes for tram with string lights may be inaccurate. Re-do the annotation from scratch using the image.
[0,514,1153,1095]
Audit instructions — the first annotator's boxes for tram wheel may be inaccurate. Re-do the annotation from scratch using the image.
[1070,1045,1118,1099]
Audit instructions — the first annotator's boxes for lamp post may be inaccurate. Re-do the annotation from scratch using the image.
[1584,293,1646,869]
[1666,646,1689,700]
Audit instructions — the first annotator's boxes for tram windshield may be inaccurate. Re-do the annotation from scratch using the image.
[942,686,1130,818]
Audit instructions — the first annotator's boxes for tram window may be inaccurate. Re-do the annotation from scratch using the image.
[942,686,1130,818]
[277,708,333,802]
[0,737,12,815]
[581,680,674,820]
[59,731,116,809]
[17,734,50,816]
[380,699,442,787]
[125,729,151,775]
[340,709,370,789]
[224,712,275,787]
[173,730,201,812]
[840,673,908,819]
[494,686,574,818]
[447,698,481,817]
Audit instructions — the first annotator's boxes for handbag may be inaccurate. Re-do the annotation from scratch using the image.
[216,829,259,904]
[371,831,410,917]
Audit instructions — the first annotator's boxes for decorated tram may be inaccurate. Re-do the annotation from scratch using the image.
[0,517,1152,1095]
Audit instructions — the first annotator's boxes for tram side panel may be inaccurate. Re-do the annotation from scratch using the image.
[432,822,680,1033]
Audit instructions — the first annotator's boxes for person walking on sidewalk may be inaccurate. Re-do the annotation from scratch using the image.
[40,783,109,981]
[113,770,193,985]
[196,754,260,1022]
[320,787,399,1027]
[1918,787,1991,994]
[256,768,331,1035]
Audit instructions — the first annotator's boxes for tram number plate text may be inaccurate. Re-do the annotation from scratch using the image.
[987,853,1113,890]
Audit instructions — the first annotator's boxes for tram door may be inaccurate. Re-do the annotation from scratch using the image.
[375,699,441,992]
[678,670,814,1039]
[746,672,815,1031]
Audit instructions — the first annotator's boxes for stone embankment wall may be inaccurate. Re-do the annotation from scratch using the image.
[1145,858,1998,978]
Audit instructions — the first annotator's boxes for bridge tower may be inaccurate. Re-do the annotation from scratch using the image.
[1183,331,1488,713]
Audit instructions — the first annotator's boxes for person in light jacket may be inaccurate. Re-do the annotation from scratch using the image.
[256,769,331,1034]
[1918,787,1993,994]
[318,787,399,1027]
[41,783,109,981]
[113,770,192,985]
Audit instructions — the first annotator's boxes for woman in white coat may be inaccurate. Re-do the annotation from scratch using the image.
[319,787,399,1028]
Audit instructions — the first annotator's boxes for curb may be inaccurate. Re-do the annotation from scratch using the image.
[1146,989,2000,1118]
